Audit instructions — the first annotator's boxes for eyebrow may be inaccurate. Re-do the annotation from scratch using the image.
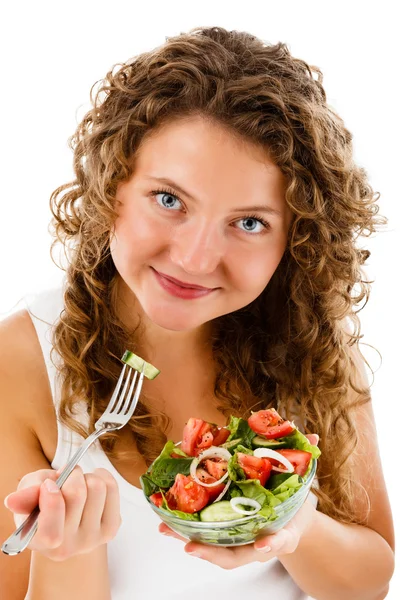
[146,176,283,217]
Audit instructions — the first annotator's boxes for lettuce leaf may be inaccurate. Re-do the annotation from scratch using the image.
[268,473,303,502]
[279,429,321,459]
[226,416,256,448]
[139,473,159,496]
[146,441,193,488]
[227,444,253,482]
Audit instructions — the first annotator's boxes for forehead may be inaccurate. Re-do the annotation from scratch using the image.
[131,115,288,209]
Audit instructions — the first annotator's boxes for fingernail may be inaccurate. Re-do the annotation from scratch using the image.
[256,544,271,553]
[187,551,202,558]
[3,494,11,508]
[44,479,60,494]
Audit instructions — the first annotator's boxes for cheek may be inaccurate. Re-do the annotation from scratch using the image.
[229,243,285,295]
[111,209,166,267]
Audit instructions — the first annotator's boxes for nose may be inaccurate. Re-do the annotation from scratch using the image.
[169,218,225,276]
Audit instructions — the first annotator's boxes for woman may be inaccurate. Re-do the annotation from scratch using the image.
[0,26,394,600]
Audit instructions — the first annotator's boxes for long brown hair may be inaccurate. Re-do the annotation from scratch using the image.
[49,26,387,524]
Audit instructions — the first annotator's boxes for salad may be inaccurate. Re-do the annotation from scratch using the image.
[140,408,321,525]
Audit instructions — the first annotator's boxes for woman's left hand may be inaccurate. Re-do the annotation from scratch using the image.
[158,433,319,569]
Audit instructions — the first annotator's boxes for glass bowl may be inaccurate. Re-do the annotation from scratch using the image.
[142,457,317,547]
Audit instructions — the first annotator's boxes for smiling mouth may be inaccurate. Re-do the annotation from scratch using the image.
[151,268,217,291]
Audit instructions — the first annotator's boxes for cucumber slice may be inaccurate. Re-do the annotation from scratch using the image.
[251,436,287,449]
[220,438,242,451]
[200,501,244,522]
[121,350,160,380]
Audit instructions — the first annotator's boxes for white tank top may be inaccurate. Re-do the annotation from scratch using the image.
[24,285,314,600]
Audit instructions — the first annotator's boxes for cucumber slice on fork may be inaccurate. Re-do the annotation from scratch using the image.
[121,350,160,380]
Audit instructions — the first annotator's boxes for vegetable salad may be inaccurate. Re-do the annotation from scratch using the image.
[140,409,321,524]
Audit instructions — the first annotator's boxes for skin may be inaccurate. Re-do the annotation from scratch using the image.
[110,114,293,344]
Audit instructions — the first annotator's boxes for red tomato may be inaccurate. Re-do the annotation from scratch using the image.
[248,409,295,439]
[204,458,228,480]
[181,419,230,456]
[165,490,177,510]
[195,468,226,502]
[167,473,210,513]
[237,452,272,486]
[181,418,206,456]
[212,427,230,446]
[149,492,163,507]
[196,428,214,450]
[276,449,312,476]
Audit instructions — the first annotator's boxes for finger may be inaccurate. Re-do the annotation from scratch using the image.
[254,527,298,555]
[96,469,122,541]
[18,469,59,491]
[183,541,261,568]
[78,471,108,546]
[4,485,40,513]
[60,466,88,535]
[159,522,188,543]
[305,433,319,445]
[183,528,297,569]
[5,470,59,513]
[34,478,66,551]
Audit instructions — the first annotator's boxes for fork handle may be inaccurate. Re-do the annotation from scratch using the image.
[1,427,106,556]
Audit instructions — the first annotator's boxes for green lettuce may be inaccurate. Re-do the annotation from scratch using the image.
[268,473,303,502]
[146,441,193,488]
[226,416,256,448]
[279,429,321,459]
[227,444,253,482]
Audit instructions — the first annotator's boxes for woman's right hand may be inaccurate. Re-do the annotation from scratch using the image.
[3,465,122,561]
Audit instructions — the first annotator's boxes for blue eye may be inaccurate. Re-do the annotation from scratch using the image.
[153,191,182,211]
[236,217,269,234]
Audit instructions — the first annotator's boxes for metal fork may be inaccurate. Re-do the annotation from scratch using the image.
[2,362,145,556]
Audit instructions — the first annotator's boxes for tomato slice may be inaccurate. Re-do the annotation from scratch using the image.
[149,492,163,508]
[248,409,295,439]
[237,452,272,486]
[165,489,177,510]
[212,427,230,446]
[276,449,312,476]
[196,425,214,450]
[181,418,206,456]
[181,419,230,456]
[195,468,226,502]
[167,473,210,513]
[204,458,228,480]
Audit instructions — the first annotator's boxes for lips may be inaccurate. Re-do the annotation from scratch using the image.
[155,270,215,291]
[151,268,218,300]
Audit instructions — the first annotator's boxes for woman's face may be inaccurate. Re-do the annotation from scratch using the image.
[111,115,292,332]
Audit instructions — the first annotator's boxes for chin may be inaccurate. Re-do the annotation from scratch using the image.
[144,305,205,332]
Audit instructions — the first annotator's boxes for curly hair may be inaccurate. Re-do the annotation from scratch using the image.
[49,26,387,525]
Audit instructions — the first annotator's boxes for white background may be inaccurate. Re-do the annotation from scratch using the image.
[1,1,398,597]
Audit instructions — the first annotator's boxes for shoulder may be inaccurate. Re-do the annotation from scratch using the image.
[0,309,54,426]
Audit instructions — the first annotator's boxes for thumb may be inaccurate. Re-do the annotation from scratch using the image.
[4,469,60,514]
[305,433,319,446]
[4,485,41,513]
